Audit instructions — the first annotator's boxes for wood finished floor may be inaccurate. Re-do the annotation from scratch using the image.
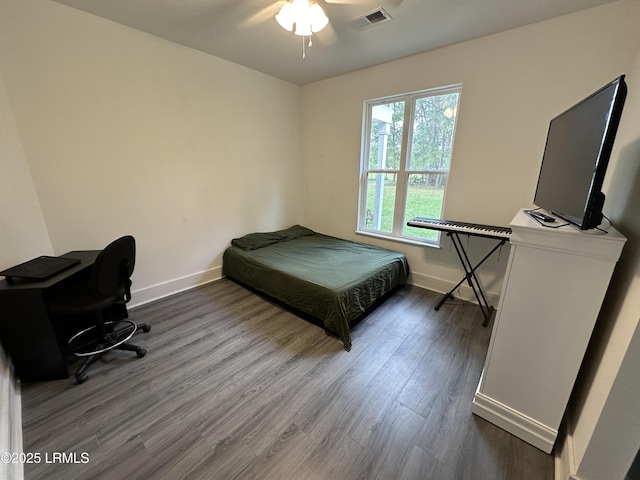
[21,280,553,480]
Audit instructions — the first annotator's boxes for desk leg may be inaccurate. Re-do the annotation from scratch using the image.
[0,290,69,382]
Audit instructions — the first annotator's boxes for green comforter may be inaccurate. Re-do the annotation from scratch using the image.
[222,226,409,351]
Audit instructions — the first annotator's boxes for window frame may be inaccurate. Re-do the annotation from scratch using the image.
[356,84,462,246]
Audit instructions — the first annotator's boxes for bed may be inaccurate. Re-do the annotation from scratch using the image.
[222,225,409,351]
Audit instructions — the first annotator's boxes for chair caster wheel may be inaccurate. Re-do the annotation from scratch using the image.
[137,348,147,358]
[76,372,88,384]
[142,325,151,333]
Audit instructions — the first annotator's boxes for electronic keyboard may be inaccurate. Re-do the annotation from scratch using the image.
[407,217,512,240]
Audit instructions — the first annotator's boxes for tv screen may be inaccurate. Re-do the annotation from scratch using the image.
[533,75,627,230]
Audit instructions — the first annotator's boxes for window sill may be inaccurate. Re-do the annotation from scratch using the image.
[355,230,441,249]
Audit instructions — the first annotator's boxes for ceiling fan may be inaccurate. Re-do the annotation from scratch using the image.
[242,0,403,57]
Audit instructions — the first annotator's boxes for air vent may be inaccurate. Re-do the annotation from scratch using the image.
[347,7,392,32]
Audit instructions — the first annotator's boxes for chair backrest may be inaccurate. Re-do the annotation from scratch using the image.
[91,235,136,299]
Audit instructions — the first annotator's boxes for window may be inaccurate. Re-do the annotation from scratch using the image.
[357,85,461,245]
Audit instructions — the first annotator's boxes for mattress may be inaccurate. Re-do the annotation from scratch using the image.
[222,226,409,350]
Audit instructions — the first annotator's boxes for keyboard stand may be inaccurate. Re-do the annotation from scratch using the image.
[435,232,507,326]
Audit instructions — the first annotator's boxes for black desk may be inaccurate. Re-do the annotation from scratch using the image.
[0,250,99,382]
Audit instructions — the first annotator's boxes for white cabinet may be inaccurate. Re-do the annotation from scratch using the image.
[472,209,626,453]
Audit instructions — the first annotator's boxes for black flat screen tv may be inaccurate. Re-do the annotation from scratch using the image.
[533,75,627,230]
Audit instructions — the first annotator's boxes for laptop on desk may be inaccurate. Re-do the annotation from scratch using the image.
[0,256,81,282]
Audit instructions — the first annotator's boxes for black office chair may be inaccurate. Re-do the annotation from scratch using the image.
[48,235,150,384]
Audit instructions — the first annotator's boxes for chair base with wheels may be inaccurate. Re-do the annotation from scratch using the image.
[67,312,150,384]
[47,235,149,384]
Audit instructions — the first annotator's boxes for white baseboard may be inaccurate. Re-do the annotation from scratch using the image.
[128,266,222,309]
[128,268,499,312]
[409,270,501,307]
[555,426,582,480]
[472,390,557,454]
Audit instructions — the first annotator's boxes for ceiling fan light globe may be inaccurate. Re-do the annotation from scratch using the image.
[311,18,328,33]
[295,23,313,36]
[276,2,295,31]
[309,4,328,32]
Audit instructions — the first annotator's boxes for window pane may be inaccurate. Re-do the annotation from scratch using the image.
[365,172,397,232]
[359,84,461,243]
[369,102,404,170]
[403,173,448,240]
[408,93,459,171]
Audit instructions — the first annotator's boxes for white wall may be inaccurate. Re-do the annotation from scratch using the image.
[0,72,52,270]
[558,23,640,479]
[0,0,304,305]
[300,0,640,300]
[0,346,22,480]
[0,70,42,480]
[1,1,639,478]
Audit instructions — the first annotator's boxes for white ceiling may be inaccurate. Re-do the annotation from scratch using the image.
[50,0,618,85]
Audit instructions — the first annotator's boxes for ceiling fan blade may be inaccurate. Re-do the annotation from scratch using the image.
[239,2,281,29]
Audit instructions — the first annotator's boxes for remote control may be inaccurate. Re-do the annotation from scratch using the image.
[528,210,556,223]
